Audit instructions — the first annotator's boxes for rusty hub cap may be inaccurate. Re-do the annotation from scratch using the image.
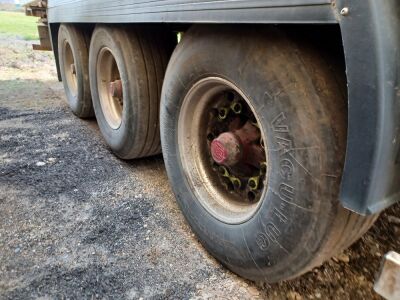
[210,132,242,166]
[178,77,268,224]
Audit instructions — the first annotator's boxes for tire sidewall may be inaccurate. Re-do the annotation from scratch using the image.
[89,26,140,158]
[58,25,86,115]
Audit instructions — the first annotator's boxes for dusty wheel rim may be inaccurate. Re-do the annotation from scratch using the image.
[96,47,123,129]
[178,77,269,224]
[63,40,78,97]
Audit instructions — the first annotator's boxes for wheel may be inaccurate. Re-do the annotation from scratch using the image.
[89,25,174,159]
[58,24,93,118]
[160,25,377,282]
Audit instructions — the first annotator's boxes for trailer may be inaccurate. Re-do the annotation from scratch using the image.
[26,0,400,282]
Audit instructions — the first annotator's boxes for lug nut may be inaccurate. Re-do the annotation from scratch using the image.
[230,102,242,114]
[223,179,234,191]
[230,177,242,189]
[207,132,215,141]
[218,166,230,177]
[247,191,256,201]
[248,176,260,191]
[218,107,229,120]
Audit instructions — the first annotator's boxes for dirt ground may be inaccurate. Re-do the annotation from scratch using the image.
[0,33,399,300]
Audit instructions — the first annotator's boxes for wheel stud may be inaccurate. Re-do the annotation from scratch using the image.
[218,166,230,177]
[207,132,215,141]
[223,179,234,191]
[218,107,229,120]
[230,177,242,189]
[247,191,256,201]
[248,176,260,191]
[230,101,242,114]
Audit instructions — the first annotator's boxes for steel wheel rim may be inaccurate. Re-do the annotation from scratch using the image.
[178,77,269,224]
[63,40,78,97]
[97,47,123,129]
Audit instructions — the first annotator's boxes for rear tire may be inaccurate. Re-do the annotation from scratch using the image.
[160,25,377,282]
[89,25,174,159]
[58,24,93,118]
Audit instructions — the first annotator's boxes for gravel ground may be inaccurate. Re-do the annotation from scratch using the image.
[0,33,399,300]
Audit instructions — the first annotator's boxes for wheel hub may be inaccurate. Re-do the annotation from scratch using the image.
[63,41,77,96]
[208,112,266,202]
[97,47,123,129]
[70,63,76,75]
[178,77,269,223]
[204,88,267,203]
[211,132,242,166]
[109,79,123,99]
